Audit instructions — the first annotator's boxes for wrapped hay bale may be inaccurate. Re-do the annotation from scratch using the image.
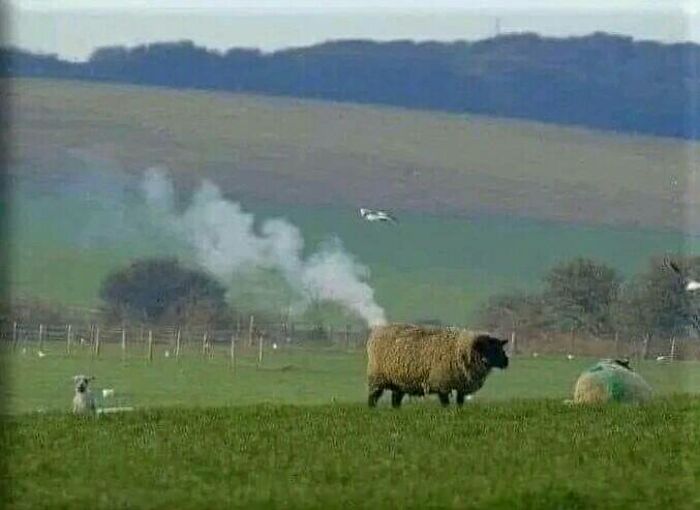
[573,359,652,404]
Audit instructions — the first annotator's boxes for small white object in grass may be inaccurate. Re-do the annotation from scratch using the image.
[656,355,671,362]
[272,343,278,350]
[37,350,46,358]
[102,388,115,399]
[687,280,700,291]
[164,350,170,358]
[97,406,134,415]
[532,352,539,358]
[21,348,27,355]
[567,354,575,360]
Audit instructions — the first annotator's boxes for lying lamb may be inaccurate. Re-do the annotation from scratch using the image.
[573,359,652,404]
[72,375,96,415]
[367,324,509,408]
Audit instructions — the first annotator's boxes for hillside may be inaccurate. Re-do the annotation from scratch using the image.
[8,78,692,231]
[3,32,700,139]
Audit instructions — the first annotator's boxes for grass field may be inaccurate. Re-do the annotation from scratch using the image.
[3,344,700,509]
[5,343,700,414]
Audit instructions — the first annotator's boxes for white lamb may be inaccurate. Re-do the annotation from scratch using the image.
[72,375,96,415]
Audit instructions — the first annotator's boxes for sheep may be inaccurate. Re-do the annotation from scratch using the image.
[72,375,96,415]
[366,324,509,408]
[573,359,652,404]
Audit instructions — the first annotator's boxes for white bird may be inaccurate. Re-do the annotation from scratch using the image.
[359,208,398,224]
[664,257,700,291]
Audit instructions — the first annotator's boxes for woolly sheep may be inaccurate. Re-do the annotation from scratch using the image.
[366,324,509,408]
[573,359,652,404]
[72,375,96,415]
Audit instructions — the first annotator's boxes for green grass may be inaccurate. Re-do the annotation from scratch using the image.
[5,344,699,414]
[5,347,700,508]
[4,399,699,509]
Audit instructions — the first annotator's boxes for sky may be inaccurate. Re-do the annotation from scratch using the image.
[3,0,699,61]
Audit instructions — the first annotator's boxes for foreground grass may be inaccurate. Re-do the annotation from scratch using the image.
[3,398,699,509]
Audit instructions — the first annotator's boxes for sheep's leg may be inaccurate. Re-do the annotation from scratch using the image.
[437,392,450,407]
[456,392,466,406]
[368,387,384,407]
[391,391,405,408]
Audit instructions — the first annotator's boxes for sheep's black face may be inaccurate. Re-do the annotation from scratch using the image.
[474,336,509,369]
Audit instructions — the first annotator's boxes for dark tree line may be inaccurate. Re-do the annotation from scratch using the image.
[2,32,699,139]
[478,256,700,348]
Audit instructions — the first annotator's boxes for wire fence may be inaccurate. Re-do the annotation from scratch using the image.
[0,317,372,363]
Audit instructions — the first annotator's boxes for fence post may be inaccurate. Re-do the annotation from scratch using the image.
[248,315,255,347]
[510,330,517,356]
[66,324,72,356]
[202,331,208,357]
[670,336,677,360]
[257,332,264,367]
[569,326,575,355]
[12,321,17,350]
[290,322,295,342]
[121,327,127,361]
[328,325,334,344]
[614,331,620,357]
[147,330,154,363]
[230,331,236,371]
[175,328,181,360]
[345,324,350,350]
[38,324,44,352]
[94,326,101,358]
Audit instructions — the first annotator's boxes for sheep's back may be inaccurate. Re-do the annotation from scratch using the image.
[573,363,652,404]
[367,324,467,392]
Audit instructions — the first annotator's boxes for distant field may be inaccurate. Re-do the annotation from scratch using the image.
[9,78,694,229]
[5,344,698,414]
[6,78,699,323]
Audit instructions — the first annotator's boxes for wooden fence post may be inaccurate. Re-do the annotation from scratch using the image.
[94,326,101,358]
[38,324,44,352]
[290,322,295,342]
[230,331,236,371]
[12,321,17,350]
[328,325,334,344]
[175,328,181,360]
[614,331,620,357]
[257,332,264,367]
[569,326,575,355]
[147,330,154,363]
[345,324,350,350]
[670,336,677,360]
[248,315,255,347]
[66,324,72,356]
[510,330,517,356]
[121,327,127,360]
[202,331,209,357]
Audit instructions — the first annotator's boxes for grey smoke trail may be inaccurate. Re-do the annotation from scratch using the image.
[142,168,386,326]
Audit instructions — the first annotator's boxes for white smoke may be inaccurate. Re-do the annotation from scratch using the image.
[142,167,386,326]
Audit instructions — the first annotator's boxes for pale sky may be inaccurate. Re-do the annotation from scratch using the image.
[3,0,698,61]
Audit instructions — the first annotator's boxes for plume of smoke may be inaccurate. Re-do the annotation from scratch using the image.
[142,168,386,326]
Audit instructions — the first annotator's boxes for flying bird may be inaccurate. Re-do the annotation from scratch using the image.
[664,256,700,291]
[359,208,398,224]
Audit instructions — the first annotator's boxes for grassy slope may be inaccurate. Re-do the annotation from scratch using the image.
[6,78,698,322]
[4,399,699,509]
